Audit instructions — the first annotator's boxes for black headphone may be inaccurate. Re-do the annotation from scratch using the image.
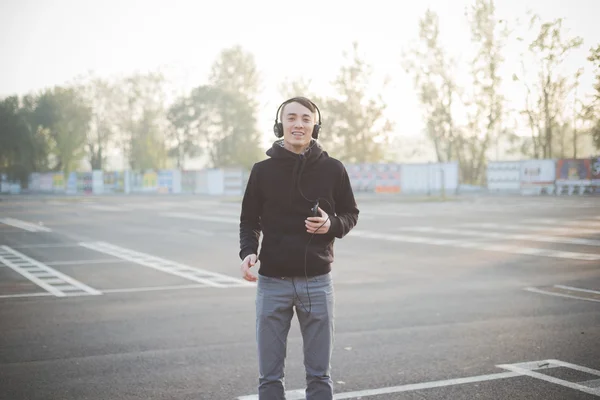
[273,97,322,139]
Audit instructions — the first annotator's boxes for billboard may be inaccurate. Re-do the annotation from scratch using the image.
[520,159,556,194]
[556,159,591,184]
[591,156,600,185]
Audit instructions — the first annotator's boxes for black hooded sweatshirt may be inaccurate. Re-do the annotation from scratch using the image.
[239,139,359,277]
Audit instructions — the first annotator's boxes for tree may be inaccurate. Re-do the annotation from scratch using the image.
[0,96,49,184]
[514,16,583,158]
[114,72,168,170]
[33,86,91,175]
[20,94,51,173]
[403,10,459,165]
[166,46,264,170]
[324,41,392,163]
[182,46,263,169]
[79,76,121,170]
[209,46,263,168]
[209,45,261,101]
[587,44,600,150]
[192,85,263,169]
[166,94,201,169]
[464,0,508,183]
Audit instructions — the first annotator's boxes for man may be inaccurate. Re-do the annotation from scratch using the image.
[239,96,359,399]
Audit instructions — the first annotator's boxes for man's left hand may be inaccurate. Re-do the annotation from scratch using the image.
[305,207,331,234]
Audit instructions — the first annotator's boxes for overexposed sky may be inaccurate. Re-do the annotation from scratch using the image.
[1,0,598,153]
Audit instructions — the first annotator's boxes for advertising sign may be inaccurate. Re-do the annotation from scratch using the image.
[591,156,600,184]
[556,159,591,184]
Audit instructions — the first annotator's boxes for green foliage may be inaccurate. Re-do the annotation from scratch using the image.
[168,45,263,169]
[79,75,121,170]
[33,86,91,175]
[322,41,392,163]
[588,44,600,150]
[115,72,168,170]
[0,96,49,183]
[463,0,508,184]
[403,9,458,164]
[516,16,583,158]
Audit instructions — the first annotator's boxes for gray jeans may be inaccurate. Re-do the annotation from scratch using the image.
[256,272,335,400]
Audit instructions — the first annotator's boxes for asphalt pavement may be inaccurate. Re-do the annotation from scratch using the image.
[0,193,599,400]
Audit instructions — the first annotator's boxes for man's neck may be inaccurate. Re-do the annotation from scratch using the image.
[283,141,310,155]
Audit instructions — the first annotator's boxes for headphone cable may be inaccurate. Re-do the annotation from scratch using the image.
[294,188,332,314]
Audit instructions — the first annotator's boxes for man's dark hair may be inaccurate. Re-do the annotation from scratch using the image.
[280,97,317,119]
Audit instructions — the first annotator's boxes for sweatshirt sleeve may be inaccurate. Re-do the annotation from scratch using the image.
[239,164,262,260]
[328,164,359,239]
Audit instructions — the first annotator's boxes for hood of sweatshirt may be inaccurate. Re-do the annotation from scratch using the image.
[265,139,328,201]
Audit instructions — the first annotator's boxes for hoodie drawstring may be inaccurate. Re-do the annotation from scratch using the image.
[289,154,308,205]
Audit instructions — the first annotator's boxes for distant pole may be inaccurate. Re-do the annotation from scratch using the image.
[427,162,430,196]
[573,68,583,159]
[572,85,576,159]
[441,167,446,200]
[496,129,500,161]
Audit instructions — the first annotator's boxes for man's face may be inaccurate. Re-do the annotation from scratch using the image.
[281,101,315,152]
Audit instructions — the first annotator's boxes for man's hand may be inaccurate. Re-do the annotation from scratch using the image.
[305,207,331,234]
[241,254,258,282]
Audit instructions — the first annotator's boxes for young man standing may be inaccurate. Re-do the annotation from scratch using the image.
[239,97,359,399]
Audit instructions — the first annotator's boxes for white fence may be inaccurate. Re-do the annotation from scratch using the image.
[486,156,600,195]
[22,168,249,196]
[520,159,556,195]
[400,162,459,194]
[5,156,598,196]
[487,161,521,192]
[346,162,459,195]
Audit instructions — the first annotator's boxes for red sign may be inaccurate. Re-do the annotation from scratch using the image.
[591,156,600,183]
[556,159,591,181]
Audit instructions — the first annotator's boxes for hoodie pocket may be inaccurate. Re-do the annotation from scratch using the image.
[284,234,334,267]
[258,234,282,264]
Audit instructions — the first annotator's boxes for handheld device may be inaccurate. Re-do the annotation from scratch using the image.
[311,201,319,217]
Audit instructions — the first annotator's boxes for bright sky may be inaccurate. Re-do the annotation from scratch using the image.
[1,0,598,159]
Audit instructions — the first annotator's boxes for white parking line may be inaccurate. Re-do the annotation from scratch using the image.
[546,360,600,377]
[460,222,600,235]
[0,292,54,299]
[160,211,237,224]
[102,283,211,293]
[160,212,600,261]
[44,259,129,266]
[0,218,52,232]
[498,362,600,396]
[524,287,600,303]
[83,204,128,212]
[396,226,600,246]
[525,218,600,228]
[0,246,102,297]
[186,228,216,236]
[237,372,520,400]
[350,230,600,261]
[583,379,600,389]
[79,241,254,288]
[238,359,600,399]
[553,285,600,295]
[359,209,415,217]
[8,243,81,249]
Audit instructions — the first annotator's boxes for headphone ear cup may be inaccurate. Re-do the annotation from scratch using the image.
[274,122,283,138]
[312,124,321,139]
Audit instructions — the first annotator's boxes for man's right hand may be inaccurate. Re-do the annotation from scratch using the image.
[241,254,258,282]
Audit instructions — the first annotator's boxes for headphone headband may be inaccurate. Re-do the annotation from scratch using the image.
[275,97,322,126]
[273,97,322,139]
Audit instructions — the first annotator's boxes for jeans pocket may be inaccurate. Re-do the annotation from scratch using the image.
[311,272,332,283]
